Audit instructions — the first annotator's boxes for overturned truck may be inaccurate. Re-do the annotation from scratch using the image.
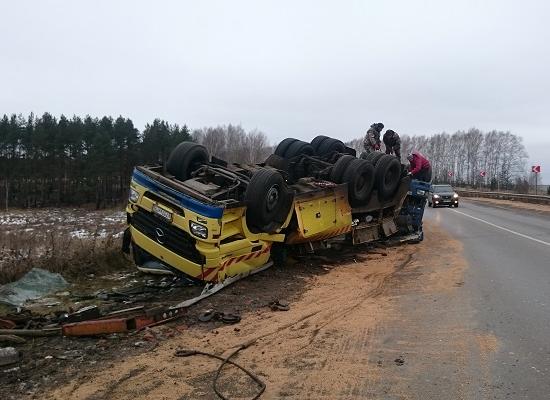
[123,135,427,296]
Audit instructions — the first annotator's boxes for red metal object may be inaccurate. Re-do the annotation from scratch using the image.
[134,315,156,330]
[62,318,133,336]
[0,319,16,330]
[532,165,541,173]
[61,307,187,336]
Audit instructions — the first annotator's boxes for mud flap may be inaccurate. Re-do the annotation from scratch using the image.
[122,228,131,254]
[171,261,274,309]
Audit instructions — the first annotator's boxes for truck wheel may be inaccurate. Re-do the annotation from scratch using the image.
[330,155,355,183]
[342,159,375,207]
[166,142,209,181]
[310,135,329,152]
[274,138,298,157]
[284,140,315,158]
[317,137,346,156]
[364,151,385,166]
[245,169,293,232]
[375,155,401,201]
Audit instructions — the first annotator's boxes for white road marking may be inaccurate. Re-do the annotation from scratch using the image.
[450,209,550,247]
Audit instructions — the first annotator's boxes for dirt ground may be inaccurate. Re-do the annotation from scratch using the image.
[464,196,550,215]
[0,220,492,400]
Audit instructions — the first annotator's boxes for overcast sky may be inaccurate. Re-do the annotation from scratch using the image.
[1,0,549,182]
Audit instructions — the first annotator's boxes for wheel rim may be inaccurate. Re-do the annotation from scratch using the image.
[266,185,280,212]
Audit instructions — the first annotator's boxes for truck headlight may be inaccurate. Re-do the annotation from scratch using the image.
[129,188,139,203]
[189,221,208,239]
[453,193,459,198]
[433,194,440,199]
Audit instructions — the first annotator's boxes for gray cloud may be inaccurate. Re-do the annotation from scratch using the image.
[1,0,549,181]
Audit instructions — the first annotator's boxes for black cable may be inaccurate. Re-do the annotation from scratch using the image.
[174,347,266,400]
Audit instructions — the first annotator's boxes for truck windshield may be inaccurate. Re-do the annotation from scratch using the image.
[434,185,453,193]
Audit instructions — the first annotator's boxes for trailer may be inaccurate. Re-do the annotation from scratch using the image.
[123,137,427,304]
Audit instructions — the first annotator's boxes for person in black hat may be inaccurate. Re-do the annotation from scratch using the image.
[363,122,384,153]
[383,129,401,160]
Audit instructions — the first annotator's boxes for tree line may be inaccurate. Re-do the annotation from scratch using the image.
[0,113,192,209]
[347,128,530,191]
[0,113,274,209]
[0,113,535,210]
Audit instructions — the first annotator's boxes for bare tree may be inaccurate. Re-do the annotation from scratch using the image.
[348,127,528,188]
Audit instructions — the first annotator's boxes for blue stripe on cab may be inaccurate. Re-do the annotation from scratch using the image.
[132,169,224,219]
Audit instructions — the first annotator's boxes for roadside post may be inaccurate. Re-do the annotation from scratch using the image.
[480,170,487,190]
[531,165,541,194]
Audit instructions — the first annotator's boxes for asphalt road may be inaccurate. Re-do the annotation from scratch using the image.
[425,199,550,399]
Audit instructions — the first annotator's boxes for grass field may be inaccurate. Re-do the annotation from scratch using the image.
[0,208,130,284]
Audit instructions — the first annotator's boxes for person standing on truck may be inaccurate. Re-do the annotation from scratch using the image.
[407,151,432,182]
[363,123,384,153]
[383,129,401,160]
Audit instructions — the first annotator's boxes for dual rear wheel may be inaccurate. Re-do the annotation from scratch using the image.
[166,142,293,234]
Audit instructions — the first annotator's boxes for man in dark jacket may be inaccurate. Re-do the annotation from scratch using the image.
[363,123,384,153]
[407,151,432,182]
[383,129,401,160]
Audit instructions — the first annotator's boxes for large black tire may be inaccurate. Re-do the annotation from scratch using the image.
[317,138,346,156]
[264,154,288,171]
[245,169,293,233]
[166,142,209,181]
[284,140,315,158]
[329,155,355,183]
[364,151,385,166]
[375,155,402,201]
[310,135,330,152]
[274,138,298,157]
[341,159,375,207]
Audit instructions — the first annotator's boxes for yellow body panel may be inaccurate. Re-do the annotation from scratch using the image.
[286,184,352,244]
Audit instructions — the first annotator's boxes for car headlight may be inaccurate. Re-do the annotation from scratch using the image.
[189,221,208,239]
[453,193,459,198]
[433,194,440,199]
[129,188,139,203]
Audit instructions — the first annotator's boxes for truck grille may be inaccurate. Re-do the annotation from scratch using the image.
[130,208,204,265]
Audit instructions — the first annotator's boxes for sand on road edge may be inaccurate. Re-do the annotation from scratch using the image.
[47,222,494,400]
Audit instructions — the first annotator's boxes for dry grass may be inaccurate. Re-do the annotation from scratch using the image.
[0,208,131,284]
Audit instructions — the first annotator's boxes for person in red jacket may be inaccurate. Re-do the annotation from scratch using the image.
[407,151,432,182]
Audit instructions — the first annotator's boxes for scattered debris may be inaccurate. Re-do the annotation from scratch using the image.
[63,305,101,323]
[0,318,16,329]
[175,346,266,400]
[198,309,241,324]
[62,318,135,336]
[0,328,60,337]
[0,268,68,306]
[0,335,26,344]
[0,347,19,366]
[394,356,405,366]
[269,299,290,311]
